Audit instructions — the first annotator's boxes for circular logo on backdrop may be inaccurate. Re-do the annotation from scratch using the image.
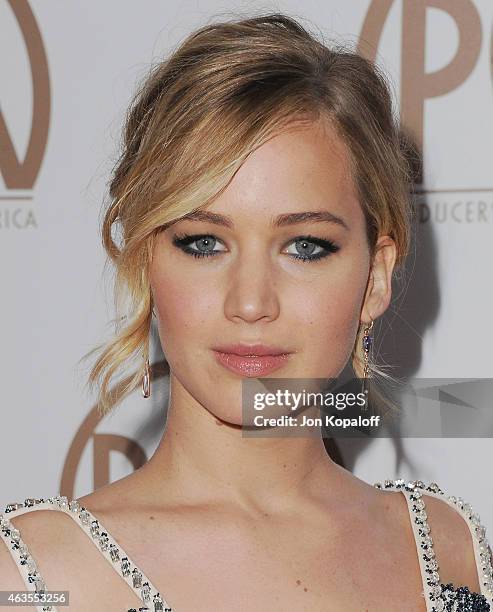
[60,361,169,500]
[0,0,50,228]
[60,360,346,498]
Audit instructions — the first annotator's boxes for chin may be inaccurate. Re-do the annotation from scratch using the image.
[209,409,245,429]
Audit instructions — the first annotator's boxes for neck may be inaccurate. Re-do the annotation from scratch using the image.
[139,374,347,515]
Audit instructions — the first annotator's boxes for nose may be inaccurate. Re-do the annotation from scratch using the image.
[223,250,281,324]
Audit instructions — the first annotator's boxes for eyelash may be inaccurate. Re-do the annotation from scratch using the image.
[171,233,340,262]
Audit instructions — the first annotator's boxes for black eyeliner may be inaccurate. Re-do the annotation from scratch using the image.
[171,232,340,261]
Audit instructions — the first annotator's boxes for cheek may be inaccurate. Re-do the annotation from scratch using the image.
[295,262,368,364]
[150,264,218,351]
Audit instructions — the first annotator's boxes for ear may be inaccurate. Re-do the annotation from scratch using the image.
[361,235,397,323]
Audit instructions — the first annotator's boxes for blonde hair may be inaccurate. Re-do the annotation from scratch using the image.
[83,12,413,417]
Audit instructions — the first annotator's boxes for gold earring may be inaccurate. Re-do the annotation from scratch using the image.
[142,358,151,398]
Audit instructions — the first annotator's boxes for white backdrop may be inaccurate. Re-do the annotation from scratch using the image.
[1,0,492,534]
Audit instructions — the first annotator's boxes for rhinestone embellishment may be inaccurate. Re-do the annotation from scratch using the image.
[373,479,493,611]
[1,495,172,612]
[0,498,54,611]
[132,567,143,588]
[121,556,131,577]
[6,483,490,612]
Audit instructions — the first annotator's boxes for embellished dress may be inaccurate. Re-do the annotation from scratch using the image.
[1,478,492,611]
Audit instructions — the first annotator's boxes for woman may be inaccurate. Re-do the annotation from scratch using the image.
[1,12,492,612]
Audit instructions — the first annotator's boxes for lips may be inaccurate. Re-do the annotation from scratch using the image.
[212,343,293,377]
[212,343,290,356]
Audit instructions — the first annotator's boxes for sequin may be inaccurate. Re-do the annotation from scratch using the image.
[0,506,55,611]
[0,494,171,612]
[1,480,491,612]
[373,479,493,611]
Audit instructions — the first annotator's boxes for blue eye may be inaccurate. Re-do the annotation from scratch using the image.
[171,233,340,261]
[172,234,225,258]
[286,235,340,261]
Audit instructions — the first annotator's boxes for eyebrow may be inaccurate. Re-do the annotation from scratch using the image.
[179,209,349,231]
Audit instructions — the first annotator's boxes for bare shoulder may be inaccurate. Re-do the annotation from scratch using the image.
[7,508,91,587]
[0,505,137,611]
[372,476,493,605]
[7,505,90,555]
[75,467,147,513]
[0,508,73,611]
[422,490,491,592]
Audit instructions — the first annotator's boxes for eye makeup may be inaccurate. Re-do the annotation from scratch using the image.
[171,232,340,262]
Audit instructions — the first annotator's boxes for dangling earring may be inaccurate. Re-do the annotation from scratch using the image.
[142,357,151,398]
[361,318,374,404]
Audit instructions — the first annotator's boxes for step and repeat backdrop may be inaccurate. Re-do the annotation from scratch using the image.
[1,0,492,530]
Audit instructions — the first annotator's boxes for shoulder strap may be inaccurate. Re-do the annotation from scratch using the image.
[419,484,493,607]
[1,499,58,612]
[2,495,173,612]
[397,484,440,612]
[374,478,493,612]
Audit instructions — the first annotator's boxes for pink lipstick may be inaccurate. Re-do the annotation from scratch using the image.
[212,343,293,377]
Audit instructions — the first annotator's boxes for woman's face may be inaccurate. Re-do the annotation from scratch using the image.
[150,117,391,424]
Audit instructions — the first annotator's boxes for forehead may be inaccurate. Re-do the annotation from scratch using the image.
[206,117,361,226]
